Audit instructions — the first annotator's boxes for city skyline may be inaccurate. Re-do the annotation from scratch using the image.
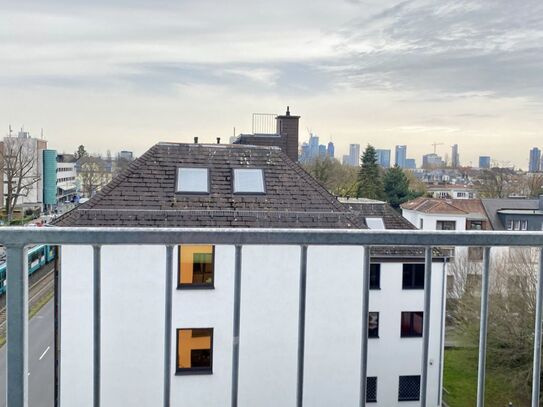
[2,0,542,168]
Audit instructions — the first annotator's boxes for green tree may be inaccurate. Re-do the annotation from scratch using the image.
[302,157,358,197]
[383,165,418,207]
[357,145,384,200]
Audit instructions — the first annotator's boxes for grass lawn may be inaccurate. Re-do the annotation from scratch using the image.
[443,347,529,406]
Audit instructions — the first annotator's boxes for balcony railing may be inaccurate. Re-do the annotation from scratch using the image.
[2,227,543,407]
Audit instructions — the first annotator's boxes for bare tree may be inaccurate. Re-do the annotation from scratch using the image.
[0,136,41,223]
[523,173,543,197]
[79,156,110,197]
[448,249,539,404]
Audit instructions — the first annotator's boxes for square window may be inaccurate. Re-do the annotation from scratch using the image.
[402,264,425,289]
[366,376,377,402]
[233,169,265,194]
[401,312,423,337]
[368,312,379,338]
[398,375,420,401]
[176,168,209,193]
[176,328,213,374]
[370,264,380,289]
[436,220,456,230]
[178,245,214,288]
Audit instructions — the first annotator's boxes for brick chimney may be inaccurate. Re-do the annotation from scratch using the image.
[276,106,300,162]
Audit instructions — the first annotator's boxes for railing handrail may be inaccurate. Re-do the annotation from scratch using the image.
[0,227,542,246]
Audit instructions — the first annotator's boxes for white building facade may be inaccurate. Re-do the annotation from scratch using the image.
[55,142,448,406]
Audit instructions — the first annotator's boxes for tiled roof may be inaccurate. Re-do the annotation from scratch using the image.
[340,199,416,230]
[481,198,540,230]
[401,197,468,215]
[54,143,362,229]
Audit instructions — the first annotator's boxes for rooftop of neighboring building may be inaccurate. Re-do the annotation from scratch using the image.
[54,142,362,229]
[481,197,543,230]
[401,197,488,221]
[339,197,416,230]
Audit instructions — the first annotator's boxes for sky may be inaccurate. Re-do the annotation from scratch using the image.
[1,0,542,169]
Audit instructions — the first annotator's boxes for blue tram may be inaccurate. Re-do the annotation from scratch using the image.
[0,245,56,295]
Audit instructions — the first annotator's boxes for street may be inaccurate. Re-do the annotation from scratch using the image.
[0,299,54,406]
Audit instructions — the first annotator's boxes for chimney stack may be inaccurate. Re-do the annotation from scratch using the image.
[276,106,300,162]
[194,137,198,144]
[217,137,221,144]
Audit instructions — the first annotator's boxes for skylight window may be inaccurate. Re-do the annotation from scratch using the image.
[233,169,265,194]
[176,168,209,193]
[366,218,385,230]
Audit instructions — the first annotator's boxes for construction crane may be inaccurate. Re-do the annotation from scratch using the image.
[431,142,444,154]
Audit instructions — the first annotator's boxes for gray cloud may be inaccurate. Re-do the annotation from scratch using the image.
[329,0,543,99]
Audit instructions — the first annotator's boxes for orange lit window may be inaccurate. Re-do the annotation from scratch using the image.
[176,328,213,374]
[178,245,214,288]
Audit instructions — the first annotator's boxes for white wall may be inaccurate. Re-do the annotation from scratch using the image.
[60,245,166,407]
[60,245,445,407]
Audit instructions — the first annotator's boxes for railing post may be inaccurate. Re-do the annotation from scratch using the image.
[531,247,543,407]
[164,246,174,407]
[6,245,29,407]
[231,245,242,407]
[420,246,433,407]
[296,245,308,407]
[93,245,101,407]
[477,247,491,407]
[359,246,370,407]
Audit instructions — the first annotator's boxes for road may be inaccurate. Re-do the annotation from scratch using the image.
[0,299,54,406]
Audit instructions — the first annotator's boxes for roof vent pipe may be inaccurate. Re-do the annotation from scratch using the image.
[217,137,221,144]
[194,137,198,144]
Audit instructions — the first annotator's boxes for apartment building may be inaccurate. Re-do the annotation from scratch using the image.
[55,142,446,406]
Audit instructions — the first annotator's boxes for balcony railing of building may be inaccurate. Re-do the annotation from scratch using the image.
[2,227,543,407]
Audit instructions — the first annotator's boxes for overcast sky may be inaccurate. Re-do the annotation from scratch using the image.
[1,0,542,168]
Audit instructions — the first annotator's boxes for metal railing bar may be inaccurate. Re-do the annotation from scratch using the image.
[231,245,242,407]
[420,246,433,407]
[359,246,370,407]
[6,245,29,407]
[163,246,174,407]
[1,227,543,247]
[93,245,101,407]
[476,247,491,407]
[296,245,308,407]
[532,247,543,407]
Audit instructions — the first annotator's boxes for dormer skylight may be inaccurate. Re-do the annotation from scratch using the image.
[176,168,209,193]
[233,168,265,194]
[366,217,385,230]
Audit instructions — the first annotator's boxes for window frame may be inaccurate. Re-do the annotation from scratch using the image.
[370,263,381,290]
[177,245,215,290]
[400,311,424,338]
[175,167,210,195]
[368,312,379,338]
[232,168,266,195]
[402,264,425,289]
[175,327,214,375]
[398,375,421,401]
[436,220,456,230]
[366,376,378,403]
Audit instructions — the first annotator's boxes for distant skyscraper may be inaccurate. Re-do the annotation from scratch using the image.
[529,147,541,172]
[318,144,327,158]
[405,158,416,169]
[375,149,391,168]
[451,144,459,168]
[346,144,360,166]
[395,145,407,168]
[327,141,335,159]
[479,156,491,169]
[422,153,444,168]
